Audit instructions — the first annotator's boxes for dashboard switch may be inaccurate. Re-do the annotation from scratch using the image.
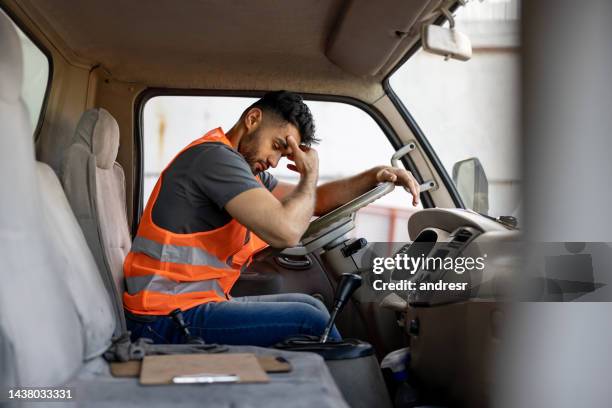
[341,238,368,257]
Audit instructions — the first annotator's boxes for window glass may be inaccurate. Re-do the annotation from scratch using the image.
[5,12,50,131]
[143,96,421,241]
[389,0,521,219]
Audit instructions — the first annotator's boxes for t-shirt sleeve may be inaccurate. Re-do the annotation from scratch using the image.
[190,144,264,209]
[258,171,278,192]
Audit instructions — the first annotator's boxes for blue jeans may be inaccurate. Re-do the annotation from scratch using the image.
[126,293,342,347]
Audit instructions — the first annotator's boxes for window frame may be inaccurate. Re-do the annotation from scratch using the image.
[383,80,465,209]
[0,4,54,141]
[132,88,435,235]
[382,4,466,209]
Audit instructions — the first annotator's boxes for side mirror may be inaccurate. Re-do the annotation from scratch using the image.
[421,24,472,61]
[453,157,489,214]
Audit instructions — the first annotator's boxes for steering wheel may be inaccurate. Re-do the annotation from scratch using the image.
[279,182,395,256]
[278,144,419,256]
[304,182,395,238]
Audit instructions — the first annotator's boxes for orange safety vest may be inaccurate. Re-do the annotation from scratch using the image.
[123,128,268,315]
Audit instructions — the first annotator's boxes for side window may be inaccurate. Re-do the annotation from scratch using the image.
[389,0,521,219]
[143,96,420,241]
[4,11,50,132]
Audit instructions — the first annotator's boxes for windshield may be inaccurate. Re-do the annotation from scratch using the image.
[389,0,521,219]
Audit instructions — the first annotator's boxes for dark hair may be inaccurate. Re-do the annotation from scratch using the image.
[247,90,319,145]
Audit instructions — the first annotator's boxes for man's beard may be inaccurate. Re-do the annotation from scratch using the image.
[238,128,263,174]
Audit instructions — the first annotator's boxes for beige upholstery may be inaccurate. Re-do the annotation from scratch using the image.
[97,160,131,293]
[74,106,120,169]
[0,12,21,103]
[326,0,433,76]
[0,10,86,386]
[38,162,116,359]
[61,108,132,335]
[8,0,439,100]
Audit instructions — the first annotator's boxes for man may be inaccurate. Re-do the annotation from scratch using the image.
[124,91,420,347]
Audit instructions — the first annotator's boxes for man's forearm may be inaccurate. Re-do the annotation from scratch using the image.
[314,166,382,216]
[280,173,318,241]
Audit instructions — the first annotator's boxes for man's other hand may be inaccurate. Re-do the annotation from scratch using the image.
[375,166,420,206]
[286,136,319,179]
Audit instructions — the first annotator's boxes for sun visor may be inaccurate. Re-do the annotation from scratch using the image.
[326,0,439,77]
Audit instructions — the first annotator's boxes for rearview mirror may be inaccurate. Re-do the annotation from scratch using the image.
[421,24,472,61]
[453,157,489,214]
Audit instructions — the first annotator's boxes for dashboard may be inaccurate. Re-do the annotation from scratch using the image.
[387,208,520,306]
[386,209,520,407]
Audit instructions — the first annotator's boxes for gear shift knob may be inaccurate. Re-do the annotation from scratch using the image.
[320,273,362,343]
[333,273,363,312]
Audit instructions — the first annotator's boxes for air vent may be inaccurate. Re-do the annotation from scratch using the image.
[448,228,473,249]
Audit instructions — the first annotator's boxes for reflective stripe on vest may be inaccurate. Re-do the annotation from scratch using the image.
[125,274,225,297]
[123,128,268,315]
[131,236,232,270]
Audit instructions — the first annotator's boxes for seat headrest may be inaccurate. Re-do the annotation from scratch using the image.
[0,10,23,103]
[73,108,120,169]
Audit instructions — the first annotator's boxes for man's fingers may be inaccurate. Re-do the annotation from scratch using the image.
[410,182,420,206]
[286,135,302,157]
[391,168,420,206]
[384,169,397,182]
[377,168,396,182]
[375,167,421,206]
[399,172,419,204]
[404,174,420,206]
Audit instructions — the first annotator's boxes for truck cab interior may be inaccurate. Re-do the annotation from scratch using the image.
[0,1,524,407]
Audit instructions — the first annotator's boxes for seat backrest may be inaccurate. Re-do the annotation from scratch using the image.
[0,11,84,386]
[37,161,116,358]
[61,108,132,334]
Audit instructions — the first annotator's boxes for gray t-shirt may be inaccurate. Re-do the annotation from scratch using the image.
[152,142,277,233]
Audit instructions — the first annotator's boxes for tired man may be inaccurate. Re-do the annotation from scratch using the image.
[124,91,420,346]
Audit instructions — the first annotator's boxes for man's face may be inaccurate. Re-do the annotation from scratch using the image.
[239,117,301,175]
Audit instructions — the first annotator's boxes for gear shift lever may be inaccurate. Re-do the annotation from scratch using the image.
[320,273,362,343]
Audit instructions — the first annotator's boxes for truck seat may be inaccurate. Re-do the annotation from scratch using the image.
[0,10,90,387]
[60,108,131,335]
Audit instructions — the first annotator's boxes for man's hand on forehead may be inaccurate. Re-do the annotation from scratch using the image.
[285,135,318,177]
[286,135,309,158]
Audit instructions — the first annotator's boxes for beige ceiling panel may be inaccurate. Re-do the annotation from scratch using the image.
[326,0,434,77]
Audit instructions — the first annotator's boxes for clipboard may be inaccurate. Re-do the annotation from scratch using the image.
[139,353,269,385]
[111,355,291,378]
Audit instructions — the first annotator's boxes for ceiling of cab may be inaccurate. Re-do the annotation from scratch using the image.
[11,0,444,101]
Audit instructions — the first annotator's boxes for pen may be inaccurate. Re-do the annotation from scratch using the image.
[172,373,240,384]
